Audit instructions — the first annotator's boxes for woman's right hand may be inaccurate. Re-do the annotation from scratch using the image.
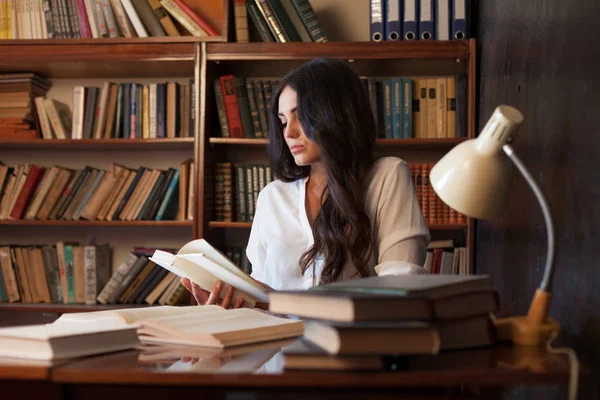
[180,278,244,308]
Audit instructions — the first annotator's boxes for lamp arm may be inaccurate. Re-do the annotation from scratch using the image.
[502,144,556,293]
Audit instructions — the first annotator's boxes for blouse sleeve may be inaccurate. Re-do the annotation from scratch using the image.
[373,160,431,276]
[246,191,267,284]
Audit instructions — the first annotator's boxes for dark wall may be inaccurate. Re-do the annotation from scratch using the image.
[475,0,599,399]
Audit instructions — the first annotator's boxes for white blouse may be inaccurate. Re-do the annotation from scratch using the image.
[247,157,431,290]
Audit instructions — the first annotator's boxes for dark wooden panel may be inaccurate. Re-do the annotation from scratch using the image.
[475,0,600,399]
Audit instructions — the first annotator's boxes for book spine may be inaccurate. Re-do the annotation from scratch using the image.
[159,0,205,36]
[9,165,45,220]
[247,0,275,42]
[253,80,269,134]
[83,0,99,38]
[121,0,148,36]
[147,0,179,36]
[234,77,255,138]
[255,0,288,42]
[155,169,179,220]
[100,0,120,37]
[173,0,217,35]
[109,0,136,37]
[392,78,402,139]
[213,79,230,138]
[235,165,246,222]
[234,0,249,42]
[446,76,456,138]
[291,0,326,42]
[96,252,138,304]
[68,0,82,38]
[131,0,165,36]
[402,78,412,139]
[245,79,263,137]
[0,247,20,302]
[92,0,109,36]
[220,75,244,139]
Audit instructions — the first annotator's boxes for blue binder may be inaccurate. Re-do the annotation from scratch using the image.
[370,0,386,42]
[452,0,468,39]
[385,0,401,40]
[419,0,434,40]
[402,0,418,41]
[435,0,450,40]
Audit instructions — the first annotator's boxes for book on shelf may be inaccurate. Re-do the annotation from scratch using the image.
[149,239,269,308]
[0,160,192,222]
[0,0,219,40]
[0,304,303,360]
[241,0,327,43]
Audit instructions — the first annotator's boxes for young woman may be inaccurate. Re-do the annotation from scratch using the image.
[182,58,430,308]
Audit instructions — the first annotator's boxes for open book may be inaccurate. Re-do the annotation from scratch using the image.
[0,305,302,361]
[149,239,268,307]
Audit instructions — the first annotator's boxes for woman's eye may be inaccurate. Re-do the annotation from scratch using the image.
[280,122,288,129]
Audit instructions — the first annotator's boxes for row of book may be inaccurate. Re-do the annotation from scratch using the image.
[0,243,190,305]
[214,162,273,223]
[365,75,467,139]
[0,160,194,221]
[214,76,278,139]
[235,0,327,43]
[0,73,51,139]
[0,0,218,40]
[36,80,195,140]
[223,246,252,275]
[411,163,466,225]
[424,240,470,275]
[369,0,469,42]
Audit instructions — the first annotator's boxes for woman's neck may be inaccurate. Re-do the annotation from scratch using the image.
[308,162,327,197]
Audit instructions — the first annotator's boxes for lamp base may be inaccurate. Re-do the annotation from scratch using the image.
[493,289,560,346]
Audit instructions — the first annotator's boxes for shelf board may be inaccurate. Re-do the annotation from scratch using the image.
[0,220,193,227]
[0,37,224,45]
[209,137,467,149]
[0,138,195,151]
[0,303,153,313]
[207,40,472,61]
[209,221,467,230]
[0,42,196,78]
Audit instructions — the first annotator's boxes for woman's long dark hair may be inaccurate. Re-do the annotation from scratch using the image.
[268,58,378,284]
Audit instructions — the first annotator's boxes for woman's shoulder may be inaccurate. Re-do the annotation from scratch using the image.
[369,156,410,178]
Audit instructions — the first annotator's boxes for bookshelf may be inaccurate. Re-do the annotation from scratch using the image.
[0,1,477,313]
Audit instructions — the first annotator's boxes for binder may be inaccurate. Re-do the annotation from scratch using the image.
[452,0,468,39]
[402,0,418,41]
[385,0,401,41]
[435,0,450,40]
[370,0,386,41]
[419,0,434,40]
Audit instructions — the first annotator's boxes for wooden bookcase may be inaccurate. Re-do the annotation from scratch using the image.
[0,0,477,313]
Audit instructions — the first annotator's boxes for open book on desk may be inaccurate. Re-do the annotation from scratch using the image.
[149,239,268,308]
[0,305,303,361]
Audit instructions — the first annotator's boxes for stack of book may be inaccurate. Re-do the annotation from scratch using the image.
[0,73,51,139]
[268,274,499,370]
[0,0,218,40]
[0,160,193,222]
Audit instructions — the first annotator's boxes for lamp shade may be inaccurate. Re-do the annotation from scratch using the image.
[430,105,524,219]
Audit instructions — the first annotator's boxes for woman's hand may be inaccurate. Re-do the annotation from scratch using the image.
[180,278,244,309]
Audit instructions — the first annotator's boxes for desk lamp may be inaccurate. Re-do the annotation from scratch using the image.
[429,105,560,346]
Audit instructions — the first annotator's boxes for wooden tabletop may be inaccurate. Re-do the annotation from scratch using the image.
[44,344,573,388]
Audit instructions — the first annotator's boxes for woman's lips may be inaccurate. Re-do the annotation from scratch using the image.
[290,145,304,154]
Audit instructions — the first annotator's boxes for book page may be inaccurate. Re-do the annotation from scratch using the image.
[0,322,134,340]
[55,305,213,326]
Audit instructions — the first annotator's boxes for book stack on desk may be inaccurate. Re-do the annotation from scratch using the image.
[268,274,499,370]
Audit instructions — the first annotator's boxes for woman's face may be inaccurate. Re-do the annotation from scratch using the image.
[278,86,321,167]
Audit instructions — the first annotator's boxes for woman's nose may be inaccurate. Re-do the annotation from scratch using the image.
[284,120,300,139]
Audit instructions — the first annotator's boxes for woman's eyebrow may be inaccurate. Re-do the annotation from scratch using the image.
[278,107,297,117]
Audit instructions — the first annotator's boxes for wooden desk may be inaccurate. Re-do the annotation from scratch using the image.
[0,343,563,400]
[0,343,574,400]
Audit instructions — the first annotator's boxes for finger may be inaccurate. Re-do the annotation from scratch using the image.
[181,278,192,292]
[206,281,223,305]
[221,285,234,309]
[181,357,192,363]
[191,283,208,305]
[234,297,244,309]
[254,301,269,310]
